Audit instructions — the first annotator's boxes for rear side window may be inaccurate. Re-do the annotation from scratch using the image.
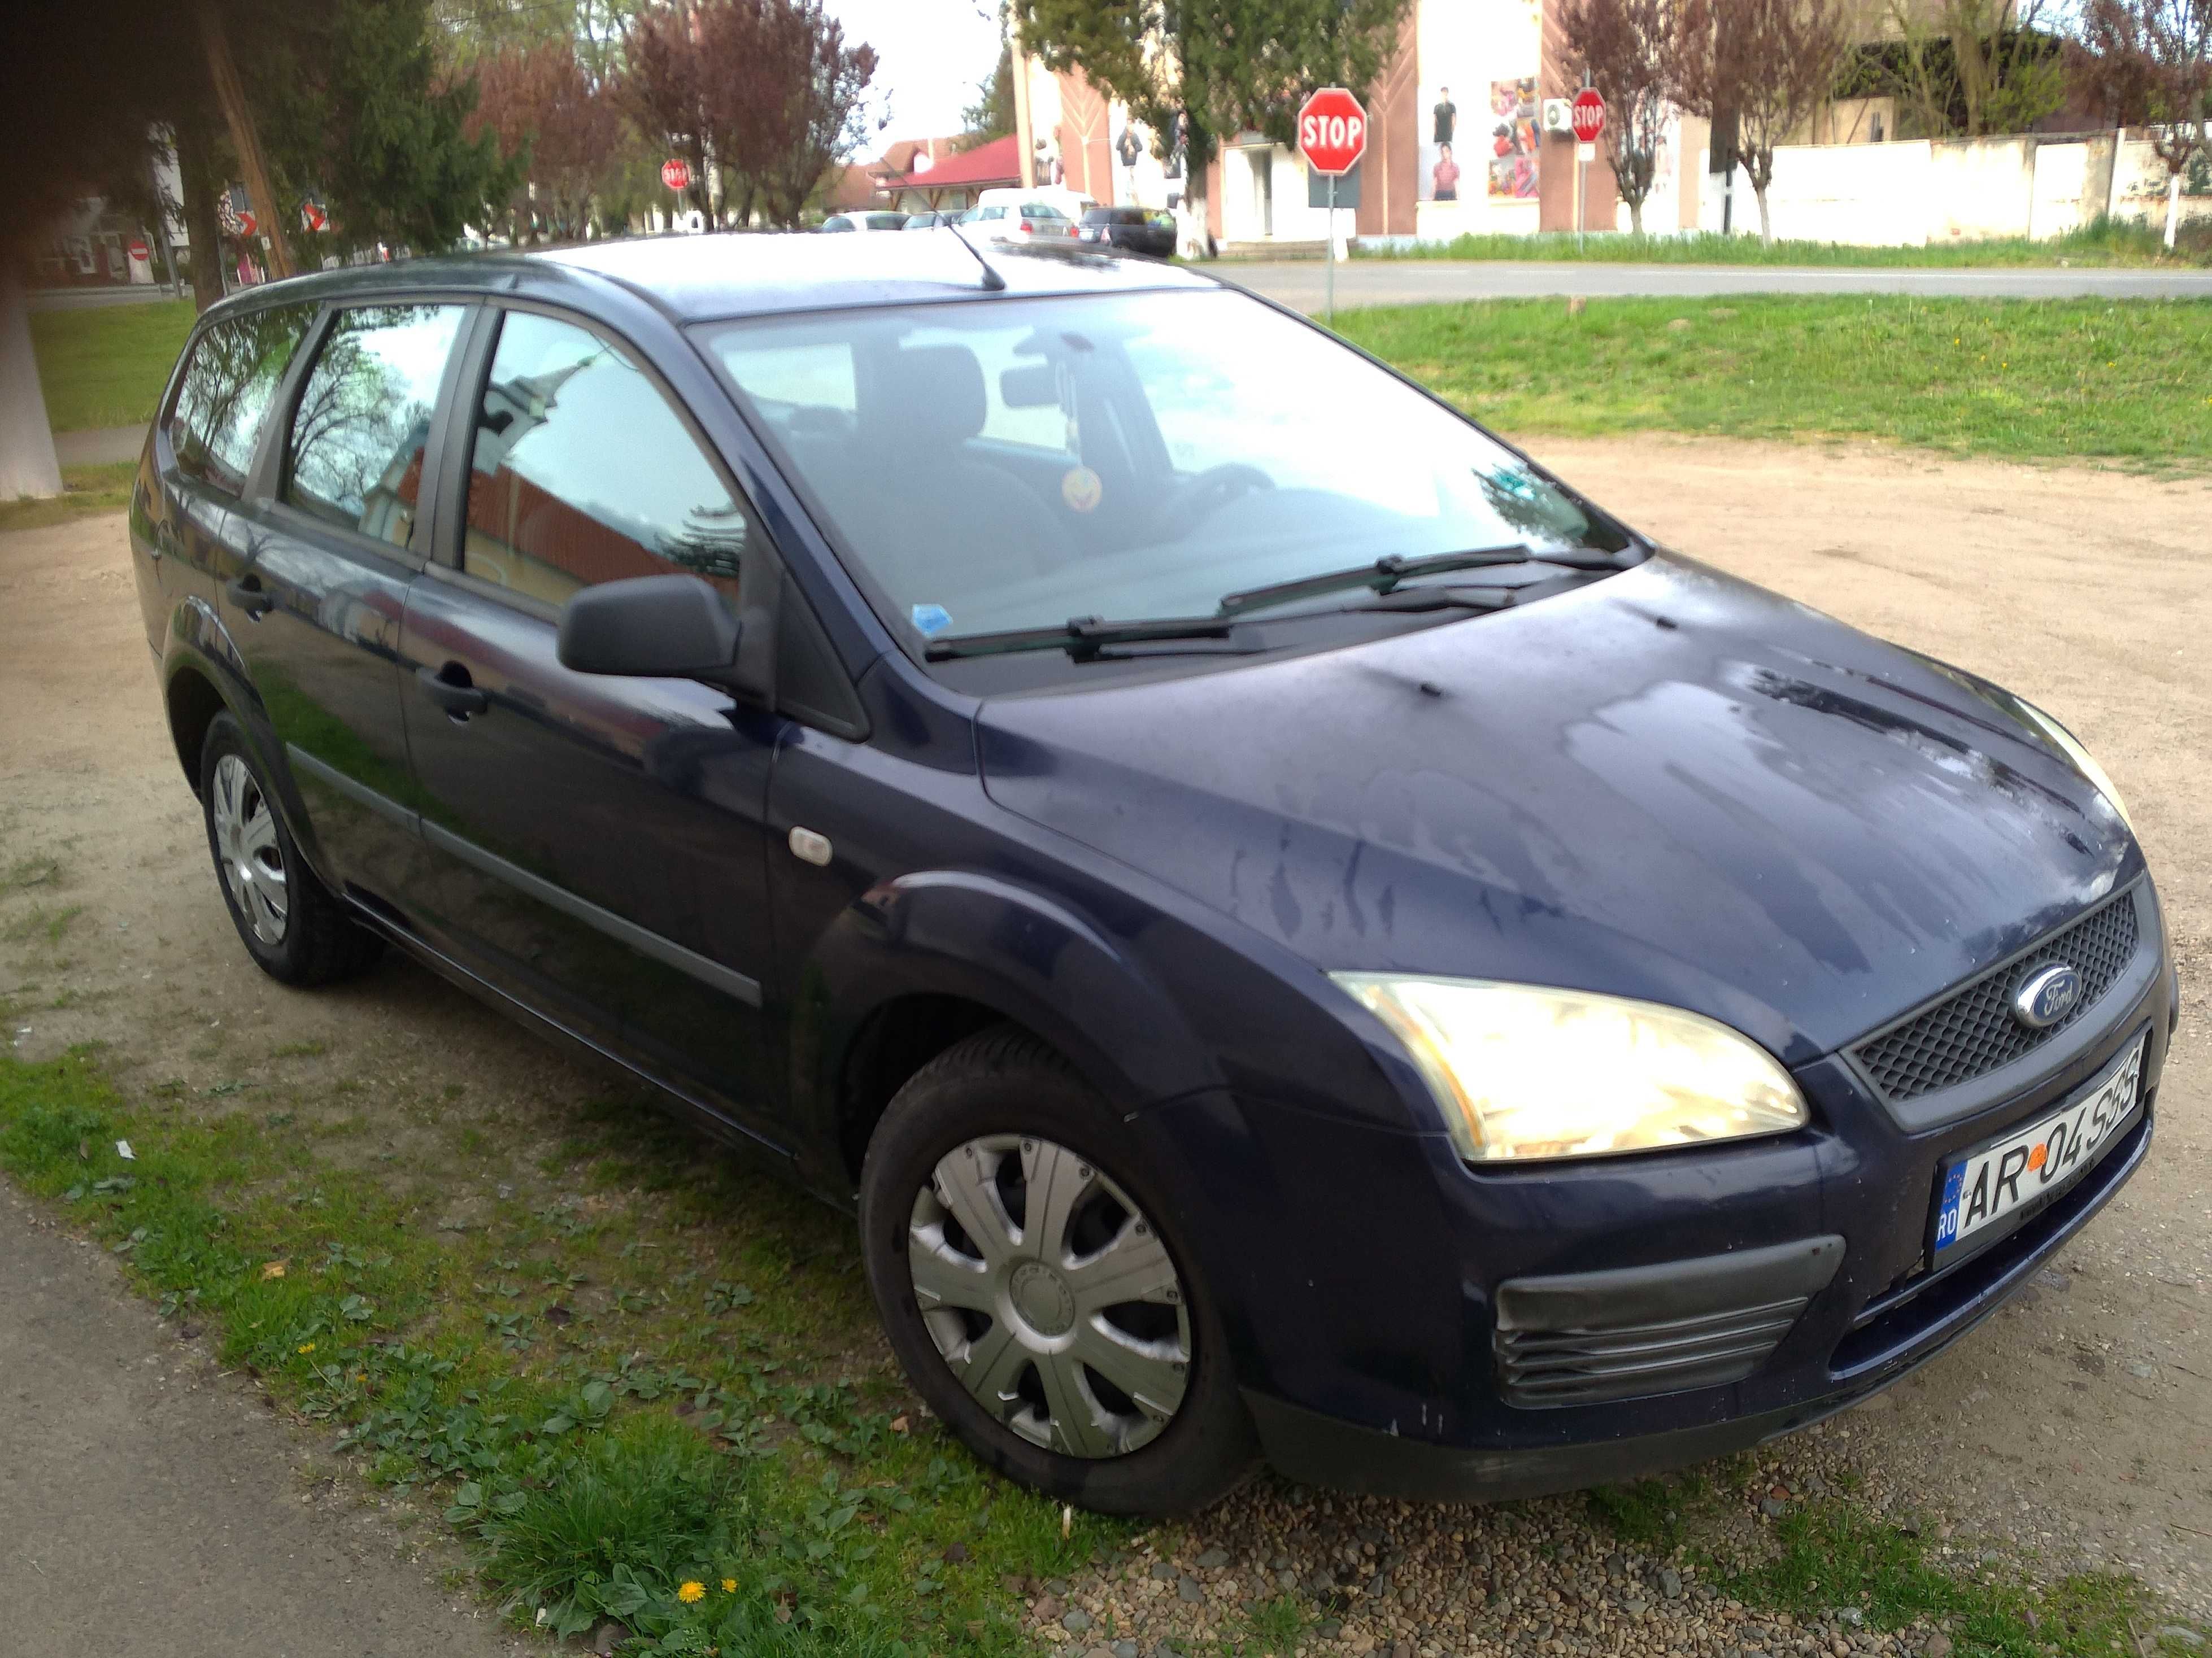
[166,304,316,496]
[284,303,468,552]
[463,311,752,607]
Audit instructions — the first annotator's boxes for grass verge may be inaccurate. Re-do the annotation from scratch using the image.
[1342,294,2212,468]
[1586,1473,2201,1658]
[0,1044,1122,1657]
[1355,216,2212,268]
[28,297,195,432]
[0,463,138,534]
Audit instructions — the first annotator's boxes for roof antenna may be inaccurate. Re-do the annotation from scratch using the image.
[941,220,1005,291]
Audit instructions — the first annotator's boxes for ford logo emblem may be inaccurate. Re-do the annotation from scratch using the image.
[2013,963,2084,1029]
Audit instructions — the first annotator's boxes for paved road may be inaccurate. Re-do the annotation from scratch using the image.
[1222,259,2212,311]
[28,285,189,311]
[0,1181,526,1658]
[55,426,149,468]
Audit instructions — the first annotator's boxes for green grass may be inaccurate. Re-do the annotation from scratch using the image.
[1586,1474,2177,1658]
[27,298,195,432]
[1358,215,2212,268]
[0,463,137,533]
[1343,294,2212,466]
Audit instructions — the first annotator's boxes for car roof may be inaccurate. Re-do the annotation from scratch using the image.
[198,232,1215,328]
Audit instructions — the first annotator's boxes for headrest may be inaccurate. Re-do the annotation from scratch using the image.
[865,344,987,448]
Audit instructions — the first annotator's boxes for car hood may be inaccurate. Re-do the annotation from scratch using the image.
[976,556,2137,1066]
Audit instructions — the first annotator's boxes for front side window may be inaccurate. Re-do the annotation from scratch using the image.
[284,303,467,551]
[166,304,316,496]
[464,311,750,608]
[703,290,1625,643]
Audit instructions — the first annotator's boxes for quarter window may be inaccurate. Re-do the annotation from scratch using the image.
[464,311,750,607]
[284,303,467,551]
[166,304,316,496]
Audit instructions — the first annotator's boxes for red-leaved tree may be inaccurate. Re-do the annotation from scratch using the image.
[2080,0,2211,248]
[1559,0,1683,234]
[620,0,876,230]
[469,38,625,242]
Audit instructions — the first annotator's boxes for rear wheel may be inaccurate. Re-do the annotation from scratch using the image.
[199,714,383,987]
[859,1027,1259,1515]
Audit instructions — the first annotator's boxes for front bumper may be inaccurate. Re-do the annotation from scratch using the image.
[1164,926,2173,1503]
[1243,1099,2153,1500]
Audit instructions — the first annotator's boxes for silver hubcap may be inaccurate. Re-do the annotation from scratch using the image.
[211,753,288,945]
[909,1135,1191,1459]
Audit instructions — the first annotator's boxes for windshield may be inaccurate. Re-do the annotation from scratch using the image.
[700,290,1625,644]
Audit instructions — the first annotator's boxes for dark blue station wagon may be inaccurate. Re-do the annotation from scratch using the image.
[129,235,2176,1513]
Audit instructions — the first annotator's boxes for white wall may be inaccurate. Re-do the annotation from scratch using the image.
[1695,139,1934,243]
[1685,132,2204,245]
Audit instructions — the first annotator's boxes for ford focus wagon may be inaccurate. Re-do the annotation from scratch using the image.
[128,235,2175,1513]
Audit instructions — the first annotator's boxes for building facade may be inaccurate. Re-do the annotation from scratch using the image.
[1011,0,1714,246]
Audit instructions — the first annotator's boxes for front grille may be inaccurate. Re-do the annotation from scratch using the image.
[1494,1297,1809,1408]
[1853,889,2139,1102]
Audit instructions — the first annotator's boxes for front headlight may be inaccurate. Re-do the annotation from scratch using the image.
[1331,975,1808,1164]
[2011,698,2134,834]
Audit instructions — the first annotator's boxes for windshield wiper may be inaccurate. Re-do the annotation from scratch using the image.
[1217,543,1619,619]
[925,613,1236,661]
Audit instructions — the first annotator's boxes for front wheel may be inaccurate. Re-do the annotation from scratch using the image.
[859,1027,1259,1515]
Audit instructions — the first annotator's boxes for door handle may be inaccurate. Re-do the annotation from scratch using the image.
[225,574,275,618]
[150,522,178,561]
[417,662,489,719]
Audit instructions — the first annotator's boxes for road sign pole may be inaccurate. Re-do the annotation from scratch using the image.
[1327,172,1336,326]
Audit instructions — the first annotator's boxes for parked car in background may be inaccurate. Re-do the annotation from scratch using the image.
[1077,206,1176,259]
[820,211,910,233]
[903,212,961,230]
[131,234,2172,1519]
[963,190,1078,244]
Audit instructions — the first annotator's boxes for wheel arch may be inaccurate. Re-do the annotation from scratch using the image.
[793,870,1227,1188]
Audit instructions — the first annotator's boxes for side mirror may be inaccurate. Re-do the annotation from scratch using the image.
[556,573,740,679]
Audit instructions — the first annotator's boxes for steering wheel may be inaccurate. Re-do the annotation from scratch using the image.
[1159,463,1275,533]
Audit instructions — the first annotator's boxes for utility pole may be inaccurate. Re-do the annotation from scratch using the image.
[197,0,298,280]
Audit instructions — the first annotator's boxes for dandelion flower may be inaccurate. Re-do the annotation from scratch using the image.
[678,1581,706,1604]
[721,1579,737,1594]
[297,1342,316,1354]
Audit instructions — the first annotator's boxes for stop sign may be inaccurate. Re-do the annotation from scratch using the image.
[661,158,692,192]
[1571,89,1606,143]
[1297,87,1367,176]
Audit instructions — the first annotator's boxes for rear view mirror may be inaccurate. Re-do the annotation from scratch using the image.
[1000,363,1059,408]
[557,574,740,679]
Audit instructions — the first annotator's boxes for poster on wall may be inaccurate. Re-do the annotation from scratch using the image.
[1418,82,1461,199]
[1487,77,1539,199]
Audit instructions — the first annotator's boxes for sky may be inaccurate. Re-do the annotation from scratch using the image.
[828,0,1006,149]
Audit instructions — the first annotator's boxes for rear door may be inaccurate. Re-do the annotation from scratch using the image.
[396,304,786,1143]
[151,303,319,634]
[211,300,474,901]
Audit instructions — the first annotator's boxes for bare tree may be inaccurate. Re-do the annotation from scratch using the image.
[1560,0,1681,234]
[2081,0,2211,247]
[1674,0,1851,242]
[1882,0,2066,138]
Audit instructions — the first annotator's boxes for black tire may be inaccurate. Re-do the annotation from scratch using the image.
[859,1026,1260,1515]
[198,713,384,987]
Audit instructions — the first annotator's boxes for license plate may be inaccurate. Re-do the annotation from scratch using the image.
[1933,1033,2144,1258]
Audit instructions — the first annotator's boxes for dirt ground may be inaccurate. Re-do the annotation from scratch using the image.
[2,437,2208,1622]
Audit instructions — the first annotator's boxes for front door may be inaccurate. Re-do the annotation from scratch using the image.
[397,306,785,1144]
